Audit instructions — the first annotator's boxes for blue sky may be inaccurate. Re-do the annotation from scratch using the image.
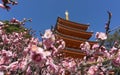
[0,0,120,40]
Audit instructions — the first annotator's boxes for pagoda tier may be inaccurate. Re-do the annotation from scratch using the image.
[56,23,93,40]
[57,17,89,31]
[63,48,86,58]
[55,31,97,49]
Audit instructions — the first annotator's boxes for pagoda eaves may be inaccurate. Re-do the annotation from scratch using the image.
[56,23,93,40]
[55,32,97,49]
[63,48,86,58]
[57,17,89,31]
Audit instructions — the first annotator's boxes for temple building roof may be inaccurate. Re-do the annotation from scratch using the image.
[54,17,97,58]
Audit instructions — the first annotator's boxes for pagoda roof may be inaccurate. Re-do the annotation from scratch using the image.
[56,23,93,40]
[55,31,97,49]
[57,17,89,31]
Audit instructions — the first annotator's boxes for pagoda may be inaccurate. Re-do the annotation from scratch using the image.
[54,11,97,58]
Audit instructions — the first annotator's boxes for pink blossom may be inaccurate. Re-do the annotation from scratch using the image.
[96,32,107,40]
[92,43,99,50]
[31,52,42,63]
[47,64,58,74]
[68,60,76,68]
[42,51,51,58]
[50,45,58,55]
[62,61,69,68]
[26,66,32,75]
[1,50,12,57]
[37,47,51,58]
[18,59,27,70]
[80,42,91,55]
[110,46,117,51]
[97,56,104,66]
[0,50,12,65]
[0,21,4,25]
[12,52,17,58]
[0,3,11,11]
[80,42,90,51]
[8,61,19,71]
[0,65,8,71]
[87,65,98,75]
[42,29,55,49]
[31,45,38,52]
[103,50,110,58]
[42,29,53,39]
[30,37,39,45]
[0,72,4,75]
[43,38,55,49]
[46,57,58,73]
[30,45,51,61]
[0,4,5,9]
[0,30,3,35]
[112,57,120,67]
[56,39,65,50]
[112,50,120,67]
[2,34,10,44]
[10,18,21,25]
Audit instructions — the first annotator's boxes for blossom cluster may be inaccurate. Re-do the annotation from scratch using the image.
[0,0,18,11]
[79,32,120,75]
[0,18,120,75]
[0,19,68,75]
[0,1,119,74]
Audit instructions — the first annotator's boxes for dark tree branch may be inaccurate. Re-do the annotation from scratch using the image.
[99,11,112,49]
[105,11,112,34]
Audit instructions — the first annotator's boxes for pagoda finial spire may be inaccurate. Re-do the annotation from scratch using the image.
[65,10,69,20]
